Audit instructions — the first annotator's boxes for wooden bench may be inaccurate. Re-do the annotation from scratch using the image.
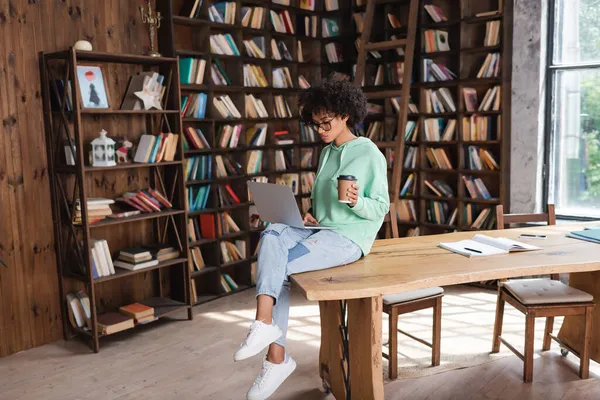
[291,222,600,400]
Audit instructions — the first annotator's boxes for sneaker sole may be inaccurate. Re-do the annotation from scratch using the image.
[234,327,283,362]
[247,358,297,400]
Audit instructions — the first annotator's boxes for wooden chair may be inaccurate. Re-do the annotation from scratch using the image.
[382,202,443,380]
[492,204,595,383]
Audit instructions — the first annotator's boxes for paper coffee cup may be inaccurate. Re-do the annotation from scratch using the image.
[338,175,357,203]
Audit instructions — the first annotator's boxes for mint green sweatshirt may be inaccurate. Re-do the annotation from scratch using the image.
[311,137,390,256]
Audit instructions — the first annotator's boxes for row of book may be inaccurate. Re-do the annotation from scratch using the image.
[210,33,240,56]
[186,155,212,182]
[181,93,207,119]
[462,115,501,141]
[133,133,179,164]
[466,146,499,171]
[463,86,501,112]
[395,200,497,230]
[188,211,240,242]
[424,118,456,142]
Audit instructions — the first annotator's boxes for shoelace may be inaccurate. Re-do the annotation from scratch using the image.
[253,360,274,387]
[242,321,262,346]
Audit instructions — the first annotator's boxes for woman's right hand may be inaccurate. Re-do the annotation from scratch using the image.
[303,212,318,224]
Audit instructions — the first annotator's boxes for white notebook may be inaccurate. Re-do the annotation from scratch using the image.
[438,234,542,257]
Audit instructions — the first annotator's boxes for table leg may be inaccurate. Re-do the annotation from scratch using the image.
[319,300,347,399]
[318,296,384,400]
[347,295,384,400]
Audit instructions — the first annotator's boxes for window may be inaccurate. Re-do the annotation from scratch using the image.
[546,0,600,218]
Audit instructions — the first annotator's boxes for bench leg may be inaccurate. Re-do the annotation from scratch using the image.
[388,308,398,380]
[492,291,505,353]
[523,313,535,383]
[580,306,593,379]
[432,296,442,367]
[542,317,554,351]
[318,301,346,399]
[348,296,384,400]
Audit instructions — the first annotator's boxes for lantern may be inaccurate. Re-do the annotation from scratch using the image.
[91,129,116,167]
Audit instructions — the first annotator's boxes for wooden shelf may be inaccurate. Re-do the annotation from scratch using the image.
[83,161,182,172]
[46,49,178,65]
[80,109,180,115]
[191,266,220,278]
[193,285,251,306]
[88,210,185,229]
[95,258,188,283]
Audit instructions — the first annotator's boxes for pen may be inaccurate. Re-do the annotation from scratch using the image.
[464,247,482,253]
[519,234,547,238]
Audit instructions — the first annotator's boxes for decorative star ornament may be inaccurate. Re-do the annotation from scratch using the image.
[134,87,162,110]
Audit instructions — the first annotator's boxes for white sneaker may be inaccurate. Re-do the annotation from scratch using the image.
[247,356,297,400]
[234,320,283,362]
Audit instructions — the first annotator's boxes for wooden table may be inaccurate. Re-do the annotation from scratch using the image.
[290,222,600,400]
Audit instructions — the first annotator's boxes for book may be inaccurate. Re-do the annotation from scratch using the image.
[96,312,135,335]
[438,234,541,257]
[119,303,155,320]
[566,229,600,244]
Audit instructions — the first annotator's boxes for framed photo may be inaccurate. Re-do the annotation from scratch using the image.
[76,65,111,109]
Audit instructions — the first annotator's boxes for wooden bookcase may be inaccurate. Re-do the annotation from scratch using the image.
[158,0,352,304]
[381,0,511,237]
[40,49,192,352]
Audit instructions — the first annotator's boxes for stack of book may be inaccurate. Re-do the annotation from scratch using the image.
[72,198,115,225]
[115,188,173,214]
[113,247,159,271]
[119,302,155,324]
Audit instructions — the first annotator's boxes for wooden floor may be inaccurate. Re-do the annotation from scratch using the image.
[0,286,599,400]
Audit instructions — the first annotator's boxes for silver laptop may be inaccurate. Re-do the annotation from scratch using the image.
[247,181,333,230]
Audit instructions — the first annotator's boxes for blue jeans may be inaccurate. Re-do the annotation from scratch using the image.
[256,223,362,348]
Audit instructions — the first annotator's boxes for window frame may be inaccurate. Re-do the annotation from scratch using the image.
[543,0,600,221]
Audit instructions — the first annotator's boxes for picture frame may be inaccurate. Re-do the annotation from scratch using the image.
[75,65,111,109]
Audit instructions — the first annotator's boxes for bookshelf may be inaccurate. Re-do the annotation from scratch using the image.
[158,0,345,304]
[385,0,511,237]
[40,49,192,352]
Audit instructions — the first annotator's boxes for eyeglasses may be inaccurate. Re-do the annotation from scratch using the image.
[305,119,332,132]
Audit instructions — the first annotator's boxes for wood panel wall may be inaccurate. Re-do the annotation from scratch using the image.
[0,0,150,357]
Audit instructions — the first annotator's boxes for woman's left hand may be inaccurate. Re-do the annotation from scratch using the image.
[347,183,359,207]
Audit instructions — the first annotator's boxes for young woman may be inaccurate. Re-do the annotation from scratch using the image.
[234,77,390,400]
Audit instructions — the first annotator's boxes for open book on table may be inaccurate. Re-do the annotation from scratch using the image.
[438,234,542,257]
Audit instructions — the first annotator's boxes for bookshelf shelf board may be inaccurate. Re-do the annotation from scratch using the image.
[422,140,458,146]
[459,169,500,175]
[420,50,459,58]
[186,175,248,186]
[422,19,461,29]
[94,258,188,284]
[218,231,248,242]
[462,14,504,24]
[422,194,458,202]
[421,112,458,118]
[220,258,250,269]
[420,81,459,88]
[463,140,501,145]
[181,84,209,91]
[420,168,458,175]
[460,111,501,116]
[374,142,397,148]
[188,202,251,216]
[190,238,218,246]
[422,222,457,230]
[46,50,178,65]
[176,49,207,58]
[172,15,207,26]
[210,53,243,61]
[184,149,214,156]
[397,221,419,227]
[193,285,251,306]
[139,297,190,319]
[461,45,502,54]
[83,161,182,172]
[89,210,186,229]
[459,78,502,86]
[80,109,180,115]
[191,266,220,278]
[461,197,502,204]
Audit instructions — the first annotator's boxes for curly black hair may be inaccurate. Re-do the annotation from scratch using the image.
[298,74,368,128]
